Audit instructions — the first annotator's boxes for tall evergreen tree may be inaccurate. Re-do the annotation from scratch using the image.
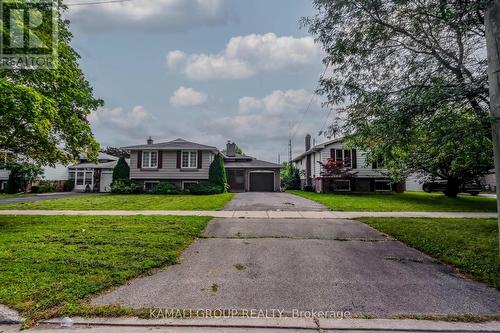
[112,157,130,182]
[209,153,228,192]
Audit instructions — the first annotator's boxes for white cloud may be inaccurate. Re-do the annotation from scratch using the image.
[166,33,322,80]
[170,86,208,107]
[88,106,157,145]
[205,89,328,160]
[66,0,228,32]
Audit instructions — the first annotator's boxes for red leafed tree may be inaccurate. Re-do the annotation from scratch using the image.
[319,158,356,178]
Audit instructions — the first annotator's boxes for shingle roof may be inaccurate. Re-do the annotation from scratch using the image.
[122,138,218,151]
[224,158,282,169]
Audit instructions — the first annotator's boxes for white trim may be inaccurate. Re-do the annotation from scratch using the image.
[181,150,198,169]
[142,151,158,169]
[182,181,199,190]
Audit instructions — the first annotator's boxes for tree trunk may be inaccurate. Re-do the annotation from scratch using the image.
[444,178,460,198]
[485,0,500,256]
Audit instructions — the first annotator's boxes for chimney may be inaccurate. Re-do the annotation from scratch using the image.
[305,134,311,151]
[147,136,153,145]
[226,141,237,157]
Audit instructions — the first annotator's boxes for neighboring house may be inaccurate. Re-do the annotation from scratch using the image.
[123,138,282,192]
[223,141,282,192]
[292,135,403,193]
[68,152,122,193]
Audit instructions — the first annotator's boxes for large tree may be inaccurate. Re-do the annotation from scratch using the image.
[0,1,102,166]
[304,0,494,195]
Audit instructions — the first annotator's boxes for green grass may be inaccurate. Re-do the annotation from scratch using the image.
[0,193,234,211]
[0,215,210,320]
[288,190,497,212]
[358,217,500,288]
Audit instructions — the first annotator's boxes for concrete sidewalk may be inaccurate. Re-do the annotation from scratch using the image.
[4,317,499,332]
[0,209,496,218]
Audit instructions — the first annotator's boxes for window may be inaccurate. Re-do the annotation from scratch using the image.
[375,180,392,192]
[182,151,198,168]
[373,157,385,169]
[332,179,351,192]
[142,151,158,168]
[84,171,93,185]
[76,171,84,186]
[144,181,159,192]
[182,181,198,191]
[332,149,353,168]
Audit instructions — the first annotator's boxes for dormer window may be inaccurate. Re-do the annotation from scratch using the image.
[142,151,158,168]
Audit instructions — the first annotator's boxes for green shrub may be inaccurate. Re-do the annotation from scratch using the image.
[37,181,55,193]
[188,181,223,195]
[6,170,21,194]
[112,156,130,182]
[110,179,142,194]
[151,182,179,194]
[32,182,56,193]
[280,163,301,190]
[209,153,228,192]
[63,179,75,192]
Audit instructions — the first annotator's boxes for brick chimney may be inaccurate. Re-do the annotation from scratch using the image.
[226,141,237,157]
[305,134,311,151]
[147,136,154,145]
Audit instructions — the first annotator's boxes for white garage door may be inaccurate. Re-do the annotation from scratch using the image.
[100,172,113,193]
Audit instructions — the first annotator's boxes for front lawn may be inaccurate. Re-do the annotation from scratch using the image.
[288,190,497,212]
[0,215,210,320]
[0,193,234,211]
[359,217,500,288]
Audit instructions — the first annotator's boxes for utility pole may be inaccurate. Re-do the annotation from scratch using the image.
[288,121,293,163]
[485,0,500,255]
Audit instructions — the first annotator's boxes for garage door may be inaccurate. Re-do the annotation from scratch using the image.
[100,172,113,193]
[250,172,274,192]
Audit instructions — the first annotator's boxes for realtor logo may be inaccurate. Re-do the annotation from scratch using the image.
[0,0,58,69]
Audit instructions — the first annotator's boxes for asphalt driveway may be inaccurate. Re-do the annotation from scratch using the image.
[94,217,500,316]
[223,192,327,211]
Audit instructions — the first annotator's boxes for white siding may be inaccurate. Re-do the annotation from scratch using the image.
[43,164,69,181]
[0,169,10,181]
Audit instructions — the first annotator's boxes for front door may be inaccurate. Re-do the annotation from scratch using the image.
[227,169,245,192]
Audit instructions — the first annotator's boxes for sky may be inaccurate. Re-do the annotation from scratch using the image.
[66,0,333,162]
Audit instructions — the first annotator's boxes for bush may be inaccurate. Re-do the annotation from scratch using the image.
[63,179,75,192]
[6,170,21,194]
[38,181,56,193]
[151,182,179,194]
[280,163,301,190]
[209,153,228,192]
[110,179,142,194]
[113,156,130,182]
[188,181,223,195]
[32,181,56,193]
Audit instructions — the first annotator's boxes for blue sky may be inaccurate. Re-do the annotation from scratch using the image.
[67,0,331,162]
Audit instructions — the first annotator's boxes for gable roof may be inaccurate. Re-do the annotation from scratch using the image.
[291,137,345,163]
[122,138,218,151]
